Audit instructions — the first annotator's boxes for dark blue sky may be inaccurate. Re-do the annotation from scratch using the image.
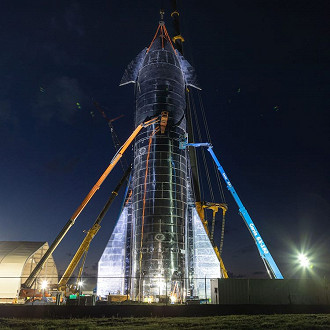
[0,0,329,280]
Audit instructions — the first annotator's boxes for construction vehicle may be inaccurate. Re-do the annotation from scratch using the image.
[180,140,284,279]
[21,112,169,294]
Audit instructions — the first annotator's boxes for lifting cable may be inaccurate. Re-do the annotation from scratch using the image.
[176,24,226,204]
[109,122,129,173]
[186,93,202,201]
[147,24,161,53]
[162,25,177,53]
[147,22,177,54]
[196,90,228,256]
[190,91,214,203]
[170,3,228,262]
[197,91,226,203]
[93,102,129,174]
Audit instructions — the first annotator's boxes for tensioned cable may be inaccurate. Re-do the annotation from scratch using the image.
[197,90,226,203]
[186,92,201,201]
[190,91,214,203]
[109,122,129,174]
[177,15,226,204]
[94,102,129,174]
[197,90,228,257]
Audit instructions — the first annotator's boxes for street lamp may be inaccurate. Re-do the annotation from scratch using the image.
[170,295,177,304]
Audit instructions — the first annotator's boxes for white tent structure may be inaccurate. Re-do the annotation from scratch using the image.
[0,241,58,302]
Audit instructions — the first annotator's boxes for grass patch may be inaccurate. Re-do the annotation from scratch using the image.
[0,314,330,329]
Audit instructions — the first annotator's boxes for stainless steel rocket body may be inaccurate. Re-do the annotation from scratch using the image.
[97,23,220,301]
[131,37,188,298]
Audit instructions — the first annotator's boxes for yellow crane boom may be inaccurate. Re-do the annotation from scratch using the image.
[58,166,132,290]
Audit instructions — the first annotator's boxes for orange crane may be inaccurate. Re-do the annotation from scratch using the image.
[22,112,168,290]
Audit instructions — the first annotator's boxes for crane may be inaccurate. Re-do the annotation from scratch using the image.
[180,140,284,279]
[22,112,168,290]
[93,101,125,152]
[57,166,132,291]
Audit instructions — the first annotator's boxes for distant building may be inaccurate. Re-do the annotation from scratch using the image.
[0,241,58,302]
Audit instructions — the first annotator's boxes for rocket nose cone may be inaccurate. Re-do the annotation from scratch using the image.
[144,32,180,69]
[143,38,181,69]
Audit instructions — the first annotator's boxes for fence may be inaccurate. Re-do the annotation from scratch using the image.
[1,276,329,306]
[0,275,216,304]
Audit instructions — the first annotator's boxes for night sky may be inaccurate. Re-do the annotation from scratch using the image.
[1,0,329,282]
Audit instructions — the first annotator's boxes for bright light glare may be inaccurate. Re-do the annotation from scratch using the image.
[41,280,48,290]
[170,295,177,304]
[298,253,310,268]
[78,281,83,287]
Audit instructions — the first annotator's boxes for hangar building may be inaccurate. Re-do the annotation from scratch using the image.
[0,241,58,302]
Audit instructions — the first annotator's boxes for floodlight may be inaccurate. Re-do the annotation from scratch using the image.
[170,295,177,304]
[298,253,310,268]
[41,280,48,290]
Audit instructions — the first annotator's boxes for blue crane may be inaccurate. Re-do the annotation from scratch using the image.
[180,141,284,279]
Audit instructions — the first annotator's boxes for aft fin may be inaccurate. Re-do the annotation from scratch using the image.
[177,54,201,90]
[120,48,147,86]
